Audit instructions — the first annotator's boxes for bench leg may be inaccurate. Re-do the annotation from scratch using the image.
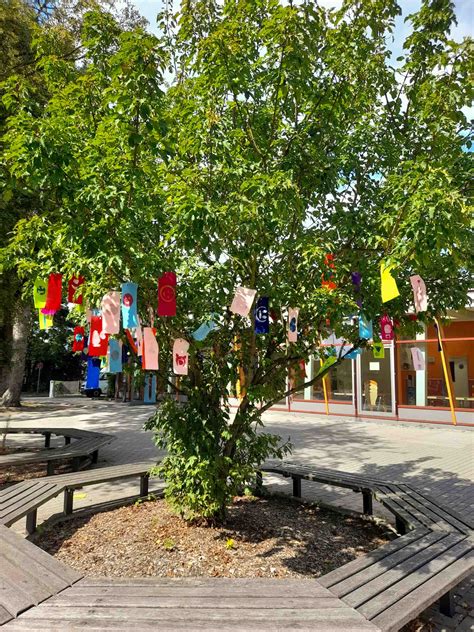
[64,489,74,515]
[255,471,263,495]
[140,474,149,497]
[72,457,81,471]
[362,491,373,515]
[65,436,71,445]
[47,461,55,476]
[26,509,37,535]
[292,476,302,498]
[395,516,406,535]
[44,432,51,448]
[439,590,454,617]
[91,450,99,464]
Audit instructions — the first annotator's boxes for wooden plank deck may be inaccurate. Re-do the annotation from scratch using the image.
[3,578,380,631]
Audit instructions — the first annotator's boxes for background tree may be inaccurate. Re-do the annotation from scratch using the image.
[1,0,472,519]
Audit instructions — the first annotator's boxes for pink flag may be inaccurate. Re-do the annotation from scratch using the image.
[410,275,428,313]
[380,314,394,341]
[101,291,121,334]
[411,347,425,371]
[173,338,190,375]
[142,327,159,370]
[230,287,256,317]
[288,308,299,343]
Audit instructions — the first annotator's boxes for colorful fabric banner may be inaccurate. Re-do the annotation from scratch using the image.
[88,316,109,356]
[359,314,373,340]
[287,307,299,343]
[411,346,425,371]
[108,338,123,373]
[121,282,138,328]
[317,355,337,375]
[67,276,84,304]
[41,273,62,315]
[345,347,362,359]
[380,314,394,341]
[72,326,85,352]
[158,272,177,317]
[410,275,428,313]
[142,327,159,370]
[230,286,257,317]
[125,329,138,354]
[254,297,269,334]
[86,357,101,389]
[101,291,121,334]
[192,318,217,341]
[321,254,336,290]
[38,311,53,330]
[373,342,385,359]
[34,279,48,309]
[173,338,190,375]
[380,263,399,303]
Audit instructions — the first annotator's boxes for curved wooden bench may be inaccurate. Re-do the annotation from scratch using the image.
[0,427,114,476]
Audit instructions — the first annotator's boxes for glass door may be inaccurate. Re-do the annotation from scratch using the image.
[357,345,395,415]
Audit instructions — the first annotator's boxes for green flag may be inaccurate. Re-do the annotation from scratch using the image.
[34,279,48,309]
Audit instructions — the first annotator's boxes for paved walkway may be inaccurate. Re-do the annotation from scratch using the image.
[1,397,473,630]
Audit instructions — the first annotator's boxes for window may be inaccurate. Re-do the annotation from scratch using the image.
[311,358,352,401]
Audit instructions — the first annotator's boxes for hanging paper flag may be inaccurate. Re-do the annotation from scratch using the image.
[318,355,337,375]
[67,276,84,304]
[142,327,159,370]
[359,314,373,340]
[88,316,109,356]
[173,338,190,375]
[157,272,177,317]
[380,263,399,303]
[121,282,138,328]
[125,329,138,354]
[373,342,385,359]
[72,326,85,352]
[380,314,394,341]
[101,291,121,334]
[411,347,425,371]
[410,275,428,313]
[193,317,217,341]
[254,297,269,334]
[86,357,101,389]
[38,311,53,330]
[41,273,62,315]
[135,320,143,356]
[33,279,48,309]
[351,272,362,308]
[108,338,123,373]
[230,286,257,317]
[321,254,336,290]
[345,348,362,360]
[287,308,299,343]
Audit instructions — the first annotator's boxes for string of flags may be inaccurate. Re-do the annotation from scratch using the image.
[33,257,430,376]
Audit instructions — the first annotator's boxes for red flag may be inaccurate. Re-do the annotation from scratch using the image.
[72,326,85,352]
[68,276,84,304]
[158,272,176,316]
[88,316,109,356]
[125,329,138,354]
[41,273,62,315]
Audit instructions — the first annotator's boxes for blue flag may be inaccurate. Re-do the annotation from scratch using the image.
[108,338,122,373]
[86,357,101,389]
[193,315,218,341]
[359,314,373,340]
[121,282,138,328]
[254,297,269,334]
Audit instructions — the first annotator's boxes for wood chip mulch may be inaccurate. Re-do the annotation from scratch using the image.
[33,494,392,579]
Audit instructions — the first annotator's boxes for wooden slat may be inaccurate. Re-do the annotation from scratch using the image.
[0,604,12,625]
[376,486,443,530]
[0,482,56,515]
[327,530,447,598]
[360,537,474,620]
[375,488,426,530]
[0,577,34,619]
[398,484,473,533]
[371,550,474,632]
[0,481,46,505]
[2,484,61,526]
[344,532,466,607]
[319,528,430,588]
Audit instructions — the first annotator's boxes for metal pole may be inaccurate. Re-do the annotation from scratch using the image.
[36,366,41,394]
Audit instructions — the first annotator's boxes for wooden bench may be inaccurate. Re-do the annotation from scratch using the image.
[0,525,82,625]
[0,427,114,476]
[260,460,474,629]
[0,462,153,534]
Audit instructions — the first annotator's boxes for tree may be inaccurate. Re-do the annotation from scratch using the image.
[1,0,472,519]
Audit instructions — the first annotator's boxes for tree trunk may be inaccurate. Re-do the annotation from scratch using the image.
[1,301,31,407]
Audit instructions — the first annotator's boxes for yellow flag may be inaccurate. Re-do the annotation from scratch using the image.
[39,310,53,330]
[33,279,48,308]
[381,263,400,303]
